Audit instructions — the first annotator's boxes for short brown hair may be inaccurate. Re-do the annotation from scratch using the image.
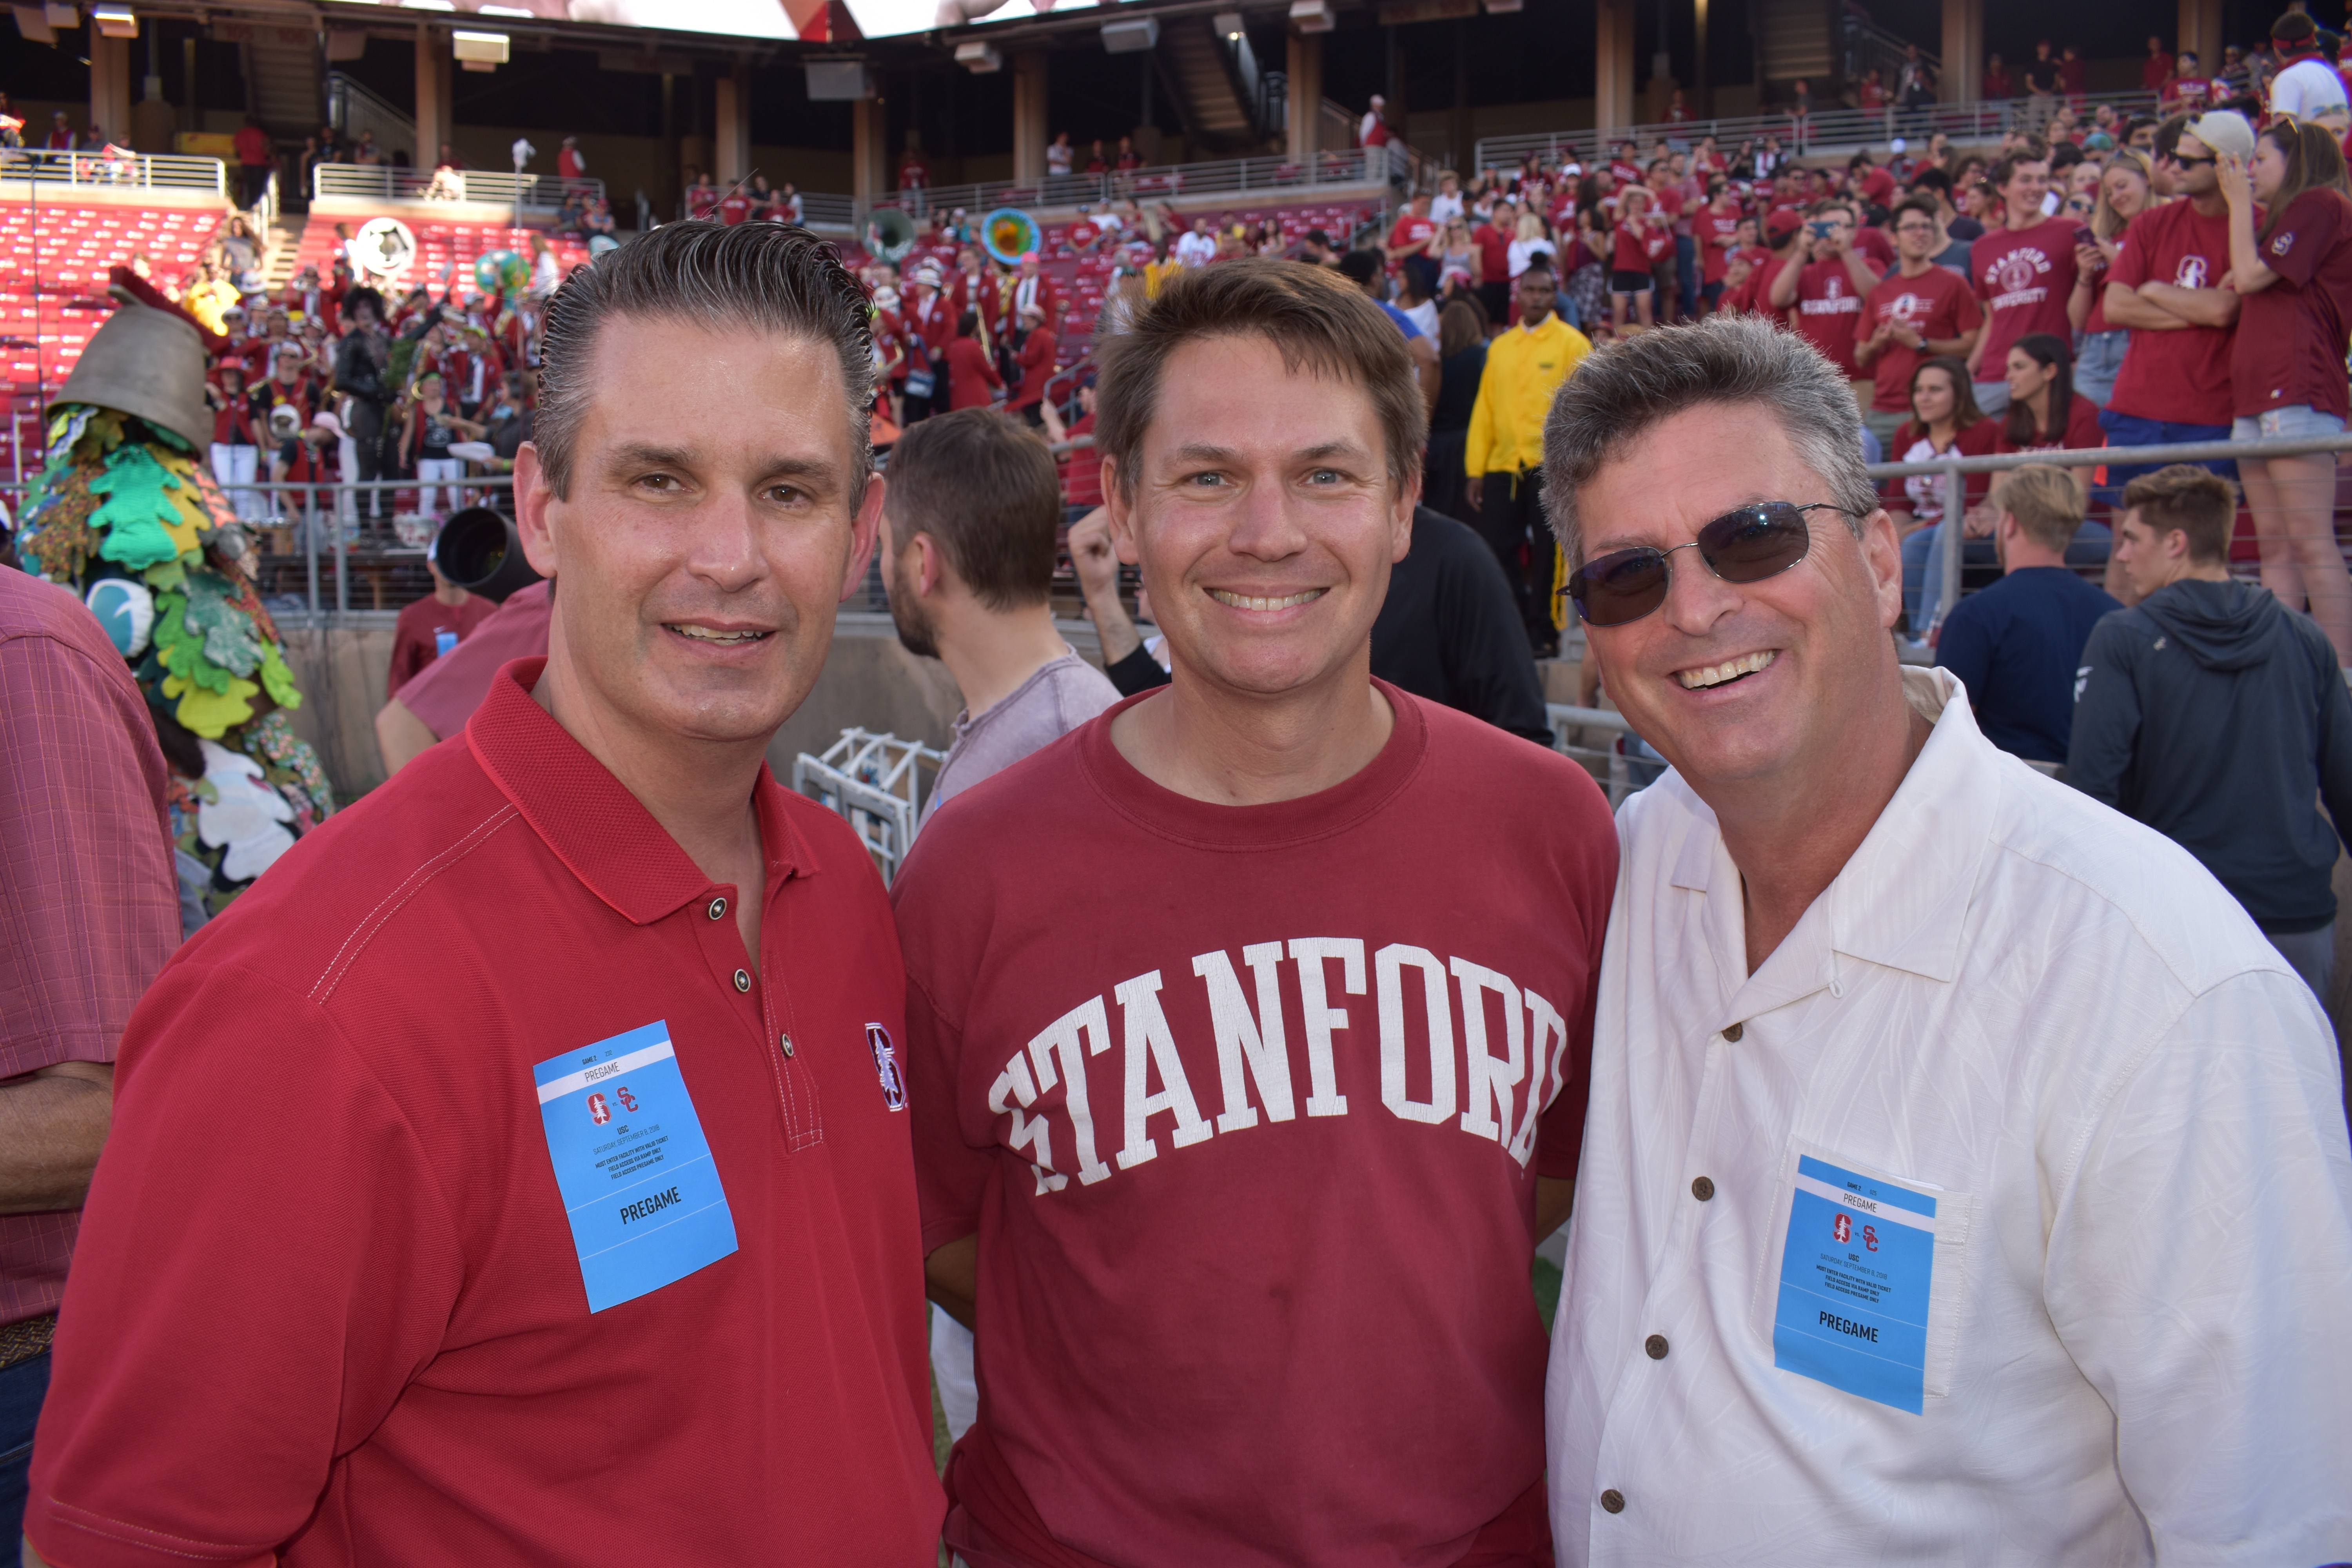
[1094,258,1426,503]
[1990,140,2050,189]
[1988,463,2082,552]
[2121,463,2237,563]
[882,408,1061,609]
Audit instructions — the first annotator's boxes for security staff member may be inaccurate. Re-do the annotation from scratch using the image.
[1464,260,1593,657]
[26,223,944,1566]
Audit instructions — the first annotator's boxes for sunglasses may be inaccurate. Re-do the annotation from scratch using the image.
[1566,501,1843,627]
[2171,153,2217,169]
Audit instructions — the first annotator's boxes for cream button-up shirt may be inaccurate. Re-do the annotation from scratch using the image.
[1547,667,2352,1566]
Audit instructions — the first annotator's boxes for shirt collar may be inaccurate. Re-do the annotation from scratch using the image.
[1669,667,2000,998]
[466,658,818,927]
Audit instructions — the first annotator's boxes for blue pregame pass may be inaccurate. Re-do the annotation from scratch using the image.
[435,628,459,658]
[1771,1155,1938,1414]
[533,1020,739,1313]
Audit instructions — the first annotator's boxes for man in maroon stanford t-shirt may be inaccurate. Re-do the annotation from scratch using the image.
[895,259,1617,1568]
[24,222,944,1567]
[1965,142,2090,416]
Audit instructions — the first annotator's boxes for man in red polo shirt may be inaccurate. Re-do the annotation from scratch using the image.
[898,260,1615,1567]
[1966,143,2086,415]
[1856,194,1984,450]
[1768,199,1883,401]
[25,222,942,1567]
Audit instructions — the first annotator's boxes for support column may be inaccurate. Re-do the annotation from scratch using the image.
[1285,30,1322,162]
[852,94,886,207]
[715,59,750,184]
[1594,0,1635,138]
[1012,51,1048,190]
[89,32,131,145]
[1693,0,1710,117]
[1939,0,1981,102]
[2178,0,2221,81]
[415,28,449,167]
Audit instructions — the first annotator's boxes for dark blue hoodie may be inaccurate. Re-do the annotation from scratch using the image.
[2067,578,2352,933]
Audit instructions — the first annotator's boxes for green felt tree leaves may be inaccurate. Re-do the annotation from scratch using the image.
[89,444,200,571]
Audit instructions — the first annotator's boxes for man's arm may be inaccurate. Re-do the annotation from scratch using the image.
[926,1234,976,1329]
[1067,507,1169,696]
[0,1062,111,1214]
[1767,247,1806,308]
[1535,1176,1574,1242]
[1931,601,1993,706]
[2063,616,2140,807]
[2133,279,2241,329]
[1840,247,1883,297]
[374,694,440,777]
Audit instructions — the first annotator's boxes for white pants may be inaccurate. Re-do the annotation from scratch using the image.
[209,442,259,521]
[338,437,361,526]
[416,456,463,520]
[931,1306,976,1447]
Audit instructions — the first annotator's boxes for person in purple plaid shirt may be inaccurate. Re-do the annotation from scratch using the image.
[0,564,180,1543]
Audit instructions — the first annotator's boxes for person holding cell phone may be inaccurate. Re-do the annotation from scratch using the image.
[1541,314,2352,1568]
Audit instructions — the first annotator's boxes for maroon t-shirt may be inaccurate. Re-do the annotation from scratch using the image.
[1698,208,1744,283]
[386,590,497,700]
[1613,219,1669,273]
[1994,390,2106,453]
[2107,199,2236,427]
[897,684,1615,1568]
[1971,218,2081,372]
[1790,257,1877,376]
[1863,266,1984,411]
[1474,221,1512,283]
[2232,189,2352,420]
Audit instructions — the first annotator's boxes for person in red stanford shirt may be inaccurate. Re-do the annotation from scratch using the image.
[897,259,1615,1568]
[385,548,497,698]
[1855,194,1985,452]
[1967,142,2088,416]
[24,222,943,1568]
[1767,198,1883,393]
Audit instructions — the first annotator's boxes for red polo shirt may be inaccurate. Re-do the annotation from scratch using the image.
[28,659,942,1568]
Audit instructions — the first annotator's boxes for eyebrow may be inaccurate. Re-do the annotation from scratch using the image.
[1162,440,1370,468]
[600,443,846,490]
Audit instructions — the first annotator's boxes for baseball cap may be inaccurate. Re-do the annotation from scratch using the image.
[2185,109,2257,159]
[1766,210,1804,242]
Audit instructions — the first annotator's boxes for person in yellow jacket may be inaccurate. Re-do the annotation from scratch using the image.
[1465,260,1591,657]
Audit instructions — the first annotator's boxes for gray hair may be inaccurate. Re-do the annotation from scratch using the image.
[1541,314,1879,566]
[533,221,875,506]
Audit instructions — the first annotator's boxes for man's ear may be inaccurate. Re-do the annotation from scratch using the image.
[1103,461,1142,566]
[514,443,559,579]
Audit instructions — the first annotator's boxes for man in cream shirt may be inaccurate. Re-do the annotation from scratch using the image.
[1540,315,2352,1565]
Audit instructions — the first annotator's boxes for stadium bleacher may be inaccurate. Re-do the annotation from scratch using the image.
[0,204,225,394]
[285,214,595,304]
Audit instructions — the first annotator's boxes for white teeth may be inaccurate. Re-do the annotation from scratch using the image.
[670,624,768,644]
[1676,650,1776,690]
[1209,588,1326,611]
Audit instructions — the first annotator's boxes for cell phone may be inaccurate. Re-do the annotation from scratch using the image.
[2073,224,2096,249]
[1808,220,1834,239]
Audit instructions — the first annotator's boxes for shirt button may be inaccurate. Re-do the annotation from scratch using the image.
[1722,1022,1744,1042]
[1691,1175,1716,1201]
[780,1032,795,1058]
[1600,1489,1626,1514]
[708,896,728,920]
[1645,1334,1670,1360]
[733,969,751,992]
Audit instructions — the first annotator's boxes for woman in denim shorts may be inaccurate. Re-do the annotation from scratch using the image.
[2220,118,2352,662]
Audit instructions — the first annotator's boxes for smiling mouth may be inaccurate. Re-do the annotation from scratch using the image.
[1208,588,1326,611]
[1676,650,1776,690]
[667,624,771,645]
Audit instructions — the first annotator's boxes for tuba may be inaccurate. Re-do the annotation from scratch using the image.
[982,207,1041,265]
[867,207,918,264]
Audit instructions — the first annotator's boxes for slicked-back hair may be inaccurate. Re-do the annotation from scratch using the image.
[1541,314,1878,567]
[882,408,1062,610]
[1094,258,1426,503]
[532,221,875,505]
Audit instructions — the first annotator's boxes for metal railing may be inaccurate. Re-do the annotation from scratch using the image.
[1870,432,2352,637]
[0,148,226,196]
[792,728,944,884]
[1474,89,2163,171]
[312,163,605,214]
[855,146,1391,232]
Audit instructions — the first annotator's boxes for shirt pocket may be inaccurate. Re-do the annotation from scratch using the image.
[1753,1136,1976,1405]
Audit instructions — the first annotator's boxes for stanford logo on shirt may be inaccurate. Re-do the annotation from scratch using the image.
[985,938,1573,1196]
[2175,254,2210,289]
[2274,232,2296,256]
[1890,292,1924,323]
[868,1023,907,1112]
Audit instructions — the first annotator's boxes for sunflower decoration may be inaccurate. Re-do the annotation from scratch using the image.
[12,273,334,920]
